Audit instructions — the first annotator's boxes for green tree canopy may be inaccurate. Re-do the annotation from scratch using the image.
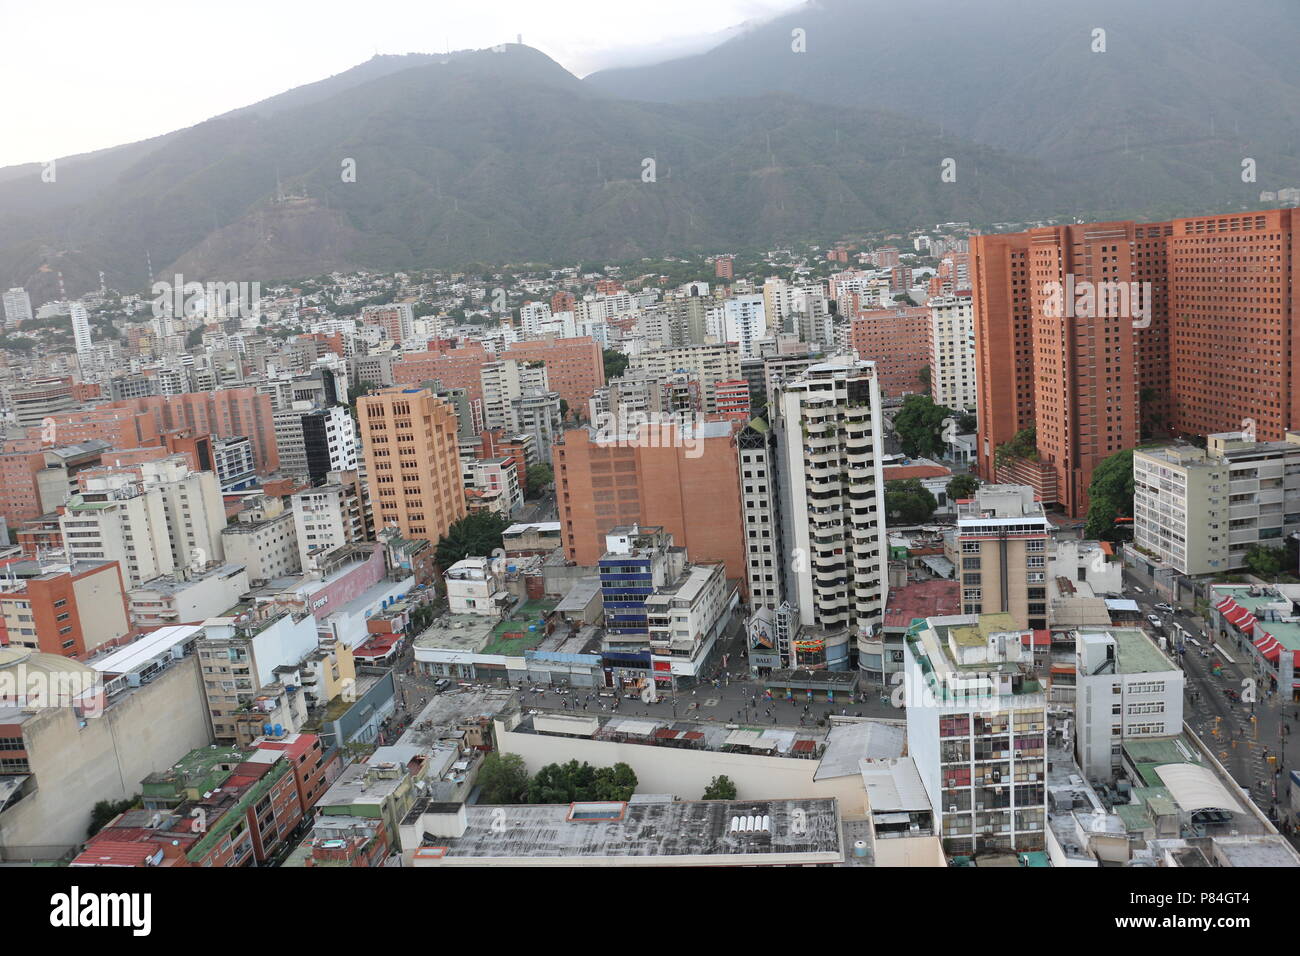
[885,478,938,525]
[994,425,1038,467]
[477,752,530,804]
[603,348,629,381]
[703,775,738,800]
[525,463,554,494]
[891,394,956,458]
[1245,544,1287,578]
[946,473,980,502]
[1083,448,1134,542]
[526,760,638,803]
[435,512,510,568]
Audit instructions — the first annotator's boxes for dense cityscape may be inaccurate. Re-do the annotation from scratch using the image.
[1,0,1297,932]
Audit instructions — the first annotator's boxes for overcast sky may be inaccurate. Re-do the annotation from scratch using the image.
[0,0,802,168]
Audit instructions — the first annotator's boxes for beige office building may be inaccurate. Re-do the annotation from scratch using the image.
[358,387,466,543]
[1133,432,1300,576]
[949,485,1051,631]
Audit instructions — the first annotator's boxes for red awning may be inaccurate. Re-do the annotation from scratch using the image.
[1237,613,1258,634]
[1224,606,1253,628]
[1254,632,1282,663]
[1022,630,1051,647]
[1215,596,1238,614]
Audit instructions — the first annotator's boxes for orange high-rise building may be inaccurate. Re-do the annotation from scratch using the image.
[73,390,280,473]
[358,387,466,543]
[972,208,1298,517]
[553,421,746,596]
[847,306,931,401]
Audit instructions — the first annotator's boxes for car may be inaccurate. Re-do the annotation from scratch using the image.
[1146,614,1164,629]
[434,678,450,691]
[1154,602,1174,613]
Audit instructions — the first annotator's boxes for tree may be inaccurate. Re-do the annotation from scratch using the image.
[885,478,938,525]
[891,394,955,458]
[994,425,1037,467]
[477,752,530,804]
[917,365,931,391]
[559,398,570,420]
[1245,544,1287,578]
[591,763,638,801]
[525,463,554,494]
[1083,448,1135,543]
[946,473,980,503]
[603,348,629,381]
[703,775,737,800]
[435,512,510,568]
[527,760,637,803]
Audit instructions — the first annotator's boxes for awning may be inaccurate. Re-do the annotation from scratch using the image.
[1254,632,1282,664]
[1153,763,1241,813]
[1224,605,1253,628]
[1215,596,1238,614]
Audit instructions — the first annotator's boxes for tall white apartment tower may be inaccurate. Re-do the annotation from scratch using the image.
[741,354,889,672]
[70,301,93,355]
[723,294,768,359]
[3,287,33,328]
[928,295,976,411]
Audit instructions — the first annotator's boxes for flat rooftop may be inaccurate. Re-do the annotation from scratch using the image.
[396,687,517,751]
[411,798,843,863]
[513,710,827,755]
[132,564,246,595]
[1076,627,1176,674]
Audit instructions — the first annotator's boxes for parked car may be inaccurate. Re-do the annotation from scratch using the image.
[1154,602,1174,613]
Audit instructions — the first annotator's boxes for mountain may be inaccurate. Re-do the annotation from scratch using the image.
[4,0,1297,296]
[587,0,1300,214]
[0,45,1063,296]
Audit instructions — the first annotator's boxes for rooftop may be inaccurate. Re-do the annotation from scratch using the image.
[410,798,843,864]
[882,579,960,630]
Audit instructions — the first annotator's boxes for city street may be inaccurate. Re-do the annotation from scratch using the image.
[1123,568,1294,827]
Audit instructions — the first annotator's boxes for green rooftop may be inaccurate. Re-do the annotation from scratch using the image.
[186,759,290,862]
[480,599,556,656]
[1124,736,1198,786]
[141,745,248,800]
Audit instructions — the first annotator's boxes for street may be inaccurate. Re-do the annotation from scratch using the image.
[1123,568,1294,828]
